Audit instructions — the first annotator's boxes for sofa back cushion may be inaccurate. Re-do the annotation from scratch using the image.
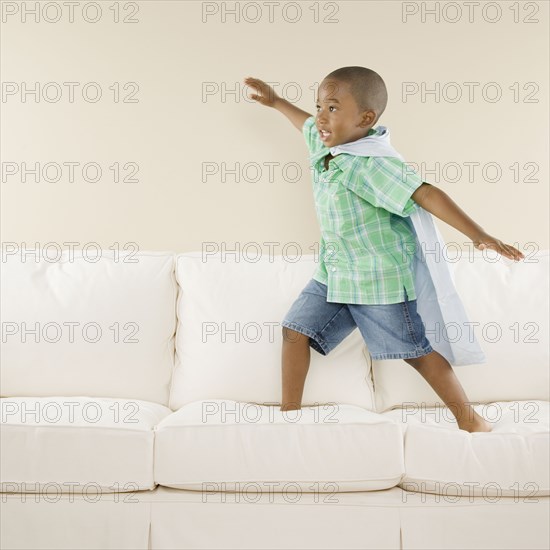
[373,249,549,412]
[1,249,177,406]
[169,252,375,410]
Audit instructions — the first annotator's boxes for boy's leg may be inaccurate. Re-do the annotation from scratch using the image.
[404,351,492,432]
[281,327,311,411]
[280,313,357,411]
[279,279,358,412]
[346,287,491,434]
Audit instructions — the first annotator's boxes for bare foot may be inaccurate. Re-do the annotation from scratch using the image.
[458,416,493,433]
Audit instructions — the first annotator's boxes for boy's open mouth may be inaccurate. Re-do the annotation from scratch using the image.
[319,129,331,141]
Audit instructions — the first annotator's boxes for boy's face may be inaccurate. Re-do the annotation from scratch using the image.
[315,79,376,147]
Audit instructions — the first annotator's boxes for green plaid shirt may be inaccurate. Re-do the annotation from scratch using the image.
[303,115,423,305]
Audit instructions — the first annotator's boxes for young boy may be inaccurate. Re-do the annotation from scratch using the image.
[244,67,524,433]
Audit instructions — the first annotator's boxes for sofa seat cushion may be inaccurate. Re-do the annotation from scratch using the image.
[154,399,404,492]
[0,396,173,493]
[382,400,550,497]
[1,250,177,407]
[170,253,375,411]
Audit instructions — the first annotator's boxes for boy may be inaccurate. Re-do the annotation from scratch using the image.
[244,67,524,433]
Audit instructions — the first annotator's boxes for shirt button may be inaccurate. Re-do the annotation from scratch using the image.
[331,267,336,272]
[335,197,339,201]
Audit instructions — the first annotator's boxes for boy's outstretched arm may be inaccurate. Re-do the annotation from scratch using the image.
[244,77,312,131]
[411,183,525,261]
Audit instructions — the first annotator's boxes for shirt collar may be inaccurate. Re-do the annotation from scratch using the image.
[310,127,379,169]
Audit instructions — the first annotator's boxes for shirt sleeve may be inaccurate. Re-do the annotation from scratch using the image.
[343,156,423,217]
[302,115,322,156]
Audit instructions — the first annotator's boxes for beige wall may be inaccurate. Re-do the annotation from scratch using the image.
[1,1,548,258]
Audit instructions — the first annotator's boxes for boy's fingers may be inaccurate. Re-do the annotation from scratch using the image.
[499,244,513,258]
[507,244,524,260]
[501,243,522,261]
[502,247,514,259]
[477,239,524,261]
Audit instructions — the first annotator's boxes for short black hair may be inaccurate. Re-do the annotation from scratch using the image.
[322,66,388,124]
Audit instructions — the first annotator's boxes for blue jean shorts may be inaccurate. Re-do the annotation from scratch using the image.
[281,278,434,360]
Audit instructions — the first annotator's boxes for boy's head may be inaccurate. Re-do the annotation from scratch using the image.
[316,66,388,147]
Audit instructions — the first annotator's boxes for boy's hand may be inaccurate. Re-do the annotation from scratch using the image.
[244,77,280,108]
[472,232,525,261]
[244,77,312,131]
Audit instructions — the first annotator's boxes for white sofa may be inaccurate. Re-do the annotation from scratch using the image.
[1,248,548,550]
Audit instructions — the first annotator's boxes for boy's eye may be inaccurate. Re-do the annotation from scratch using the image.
[315,105,336,112]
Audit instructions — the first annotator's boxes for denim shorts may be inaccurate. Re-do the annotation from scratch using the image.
[281,278,434,360]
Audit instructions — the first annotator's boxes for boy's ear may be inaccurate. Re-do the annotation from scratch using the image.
[361,109,377,127]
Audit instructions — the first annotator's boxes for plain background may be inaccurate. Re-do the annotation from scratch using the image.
[1,0,548,255]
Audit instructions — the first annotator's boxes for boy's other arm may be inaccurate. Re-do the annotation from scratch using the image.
[411,183,525,261]
[244,77,312,131]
